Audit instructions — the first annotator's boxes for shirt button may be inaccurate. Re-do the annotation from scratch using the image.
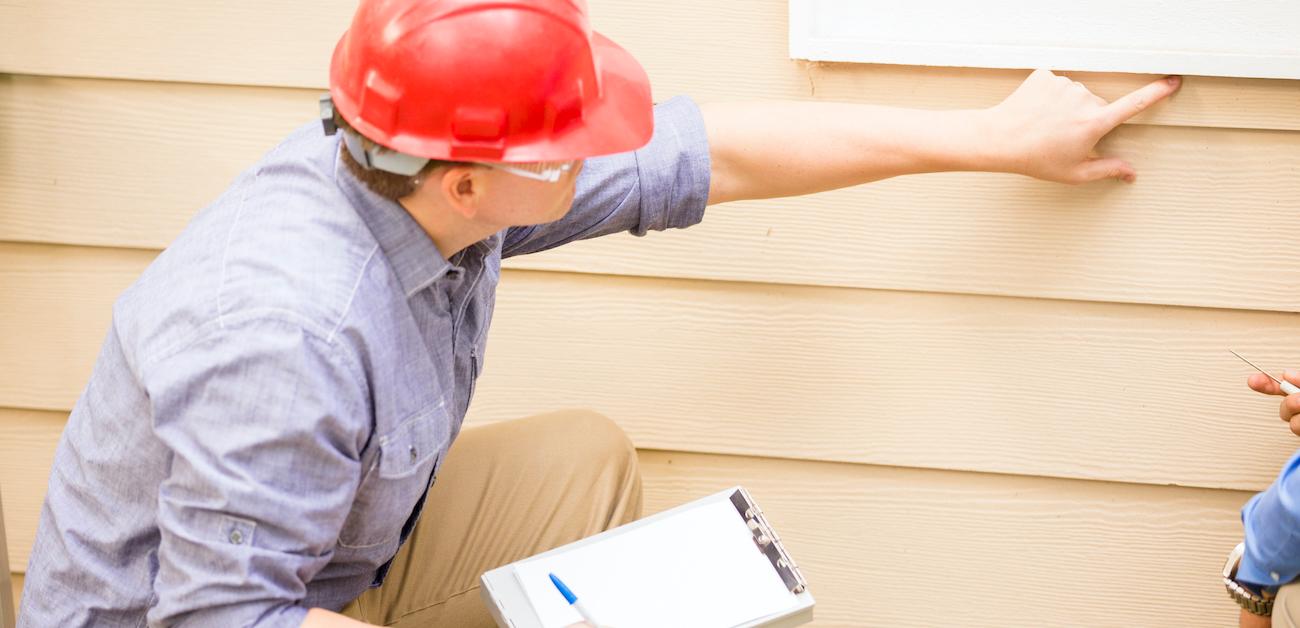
[229,530,244,545]
[409,445,418,463]
[1272,572,1281,582]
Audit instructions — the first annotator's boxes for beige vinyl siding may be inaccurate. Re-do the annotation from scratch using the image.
[0,414,1257,626]
[7,574,18,623]
[0,410,1258,626]
[5,76,1300,312]
[3,0,1299,625]
[0,409,62,574]
[4,244,1300,491]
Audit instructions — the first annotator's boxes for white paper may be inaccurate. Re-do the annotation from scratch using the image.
[512,500,799,628]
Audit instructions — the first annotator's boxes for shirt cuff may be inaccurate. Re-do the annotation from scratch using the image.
[631,95,712,235]
[1238,453,1300,588]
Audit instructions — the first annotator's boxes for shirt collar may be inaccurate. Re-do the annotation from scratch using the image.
[334,150,453,299]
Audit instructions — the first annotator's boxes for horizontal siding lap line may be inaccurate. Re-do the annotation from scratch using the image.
[4,76,1299,312]
[4,251,1300,492]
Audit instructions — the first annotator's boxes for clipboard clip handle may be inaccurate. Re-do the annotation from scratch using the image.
[730,488,809,594]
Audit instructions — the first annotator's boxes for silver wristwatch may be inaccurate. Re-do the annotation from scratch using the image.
[1224,542,1274,617]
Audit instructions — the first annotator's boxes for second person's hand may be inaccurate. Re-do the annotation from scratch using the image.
[1248,370,1300,436]
[1240,607,1272,628]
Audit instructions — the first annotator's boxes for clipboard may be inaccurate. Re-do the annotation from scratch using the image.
[480,486,815,628]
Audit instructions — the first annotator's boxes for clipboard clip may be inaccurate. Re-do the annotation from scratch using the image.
[729,488,809,594]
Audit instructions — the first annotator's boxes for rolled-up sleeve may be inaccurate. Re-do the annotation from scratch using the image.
[143,318,369,627]
[1239,449,1300,588]
[503,95,712,257]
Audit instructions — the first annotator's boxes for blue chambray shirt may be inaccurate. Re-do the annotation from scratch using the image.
[20,97,710,627]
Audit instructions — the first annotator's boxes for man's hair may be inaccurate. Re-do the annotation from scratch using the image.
[334,113,460,201]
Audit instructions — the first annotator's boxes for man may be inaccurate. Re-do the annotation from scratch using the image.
[19,0,1180,626]
[1227,370,1300,628]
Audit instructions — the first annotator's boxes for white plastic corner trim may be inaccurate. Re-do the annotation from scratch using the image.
[789,0,1300,80]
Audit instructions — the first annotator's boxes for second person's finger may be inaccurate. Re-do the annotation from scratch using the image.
[1250,372,1283,395]
[1281,394,1300,423]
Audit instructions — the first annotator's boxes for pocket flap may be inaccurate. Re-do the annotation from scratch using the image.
[377,405,449,480]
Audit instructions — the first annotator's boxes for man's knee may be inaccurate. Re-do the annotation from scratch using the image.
[534,410,639,492]
[546,409,636,464]
[468,409,641,521]
[521,410,634,484]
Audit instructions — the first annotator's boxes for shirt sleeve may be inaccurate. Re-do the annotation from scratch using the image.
[143,318,370,627]
[502,95,712,258]
[1238,449,1300,588]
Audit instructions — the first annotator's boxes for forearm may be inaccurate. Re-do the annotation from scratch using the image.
[699,72,1180,204]
[700,101,1007,205]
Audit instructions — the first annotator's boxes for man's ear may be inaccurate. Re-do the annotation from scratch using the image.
[439,165,483,219]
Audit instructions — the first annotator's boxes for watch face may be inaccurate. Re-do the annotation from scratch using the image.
[1226,543,1246,579]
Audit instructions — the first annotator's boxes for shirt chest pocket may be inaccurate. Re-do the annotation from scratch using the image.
[337,405,448,549]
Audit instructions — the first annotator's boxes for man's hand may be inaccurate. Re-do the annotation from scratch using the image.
[1241,607,1272,628]
[986,70,1181,184]
[1248,370,1300,436]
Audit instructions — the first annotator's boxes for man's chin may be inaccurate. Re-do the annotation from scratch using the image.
[512,202,574,227]
[541,204,574,224]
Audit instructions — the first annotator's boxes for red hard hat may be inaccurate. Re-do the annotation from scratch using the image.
[328,0,654,163]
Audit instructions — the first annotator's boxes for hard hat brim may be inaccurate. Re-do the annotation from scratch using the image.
[549,31,655,161]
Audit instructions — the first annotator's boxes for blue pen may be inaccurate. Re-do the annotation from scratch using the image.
[549,572,603,627]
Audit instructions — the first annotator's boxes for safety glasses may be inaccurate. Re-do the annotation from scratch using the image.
[483,160,578,183]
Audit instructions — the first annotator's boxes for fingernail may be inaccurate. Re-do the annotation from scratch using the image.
[1166,76,1181,86]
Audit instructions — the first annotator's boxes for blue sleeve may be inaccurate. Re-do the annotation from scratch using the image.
[502,95,712,258]
[1239,449,1300,587]
[143,318,370,626]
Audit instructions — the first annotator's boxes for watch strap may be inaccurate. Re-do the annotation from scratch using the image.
[1225,542,1275,617]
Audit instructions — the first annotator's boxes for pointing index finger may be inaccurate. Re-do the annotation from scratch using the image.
[1099,76,1182,131]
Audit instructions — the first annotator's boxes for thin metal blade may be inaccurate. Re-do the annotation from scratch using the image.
[1230,350,1285,386]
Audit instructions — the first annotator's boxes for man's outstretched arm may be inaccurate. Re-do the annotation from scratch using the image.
[702,70,1181,205]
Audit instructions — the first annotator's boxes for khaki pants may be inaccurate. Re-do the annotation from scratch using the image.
[1275,583,1300,627]
[341,410,643,627]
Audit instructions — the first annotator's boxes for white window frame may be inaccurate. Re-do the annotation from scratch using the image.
[789,0,1300,80]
